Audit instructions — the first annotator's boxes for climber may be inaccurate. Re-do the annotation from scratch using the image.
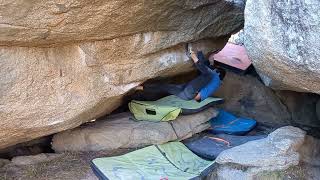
[135,44,226,102]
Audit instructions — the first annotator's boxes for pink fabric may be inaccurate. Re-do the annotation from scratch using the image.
[209,43,251,70]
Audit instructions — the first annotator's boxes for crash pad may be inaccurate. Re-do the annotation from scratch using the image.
[129,95,223,121]
[209,43,252,73]
[185,134,266,160]
[210,110,257,135]
[91,142,215,180]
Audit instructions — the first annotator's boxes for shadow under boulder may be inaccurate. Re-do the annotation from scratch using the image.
[215,72,320,136]
[214,72,291,126]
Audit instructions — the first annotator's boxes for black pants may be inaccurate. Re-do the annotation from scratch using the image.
[144,51,214,100]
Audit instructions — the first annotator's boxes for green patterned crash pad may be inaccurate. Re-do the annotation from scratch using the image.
[129,95,223,121]
[91,142,215,180]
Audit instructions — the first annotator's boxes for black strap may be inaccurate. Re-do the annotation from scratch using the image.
[155,145,187,172]
[169,121,179,139]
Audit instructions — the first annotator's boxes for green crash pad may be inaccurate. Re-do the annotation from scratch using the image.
[91,142,215,180]
[128,95,223,121]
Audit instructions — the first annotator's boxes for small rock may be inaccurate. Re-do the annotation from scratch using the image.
[215,126,306,179]
[228,30,244,45]
[0,158,10,168]
[299,135,320,166]
[52,108,217,152]
[11,153,63,165]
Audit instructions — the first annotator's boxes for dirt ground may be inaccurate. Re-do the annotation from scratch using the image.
[0,146,319,180]
[0,149,132,180]
[0,127,318,180]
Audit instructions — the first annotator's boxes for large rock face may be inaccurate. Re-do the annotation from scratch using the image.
[244,0,320,93]
[215,72,320,131]
[0,1,244,149]
[0,0,244,46]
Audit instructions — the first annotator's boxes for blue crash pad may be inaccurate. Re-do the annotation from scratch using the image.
[210,110,257,135]
[185,134,266,160]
